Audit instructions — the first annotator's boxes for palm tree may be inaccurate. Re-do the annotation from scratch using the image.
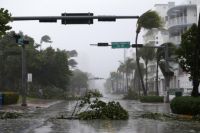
[135,10,162,96]
[40,35,52,50]
[156,43,176,95]
[138,43,155,94]
[133,62,145,96]
[110,71,120,93]
[125,58,136,90]
[118,62,126,92]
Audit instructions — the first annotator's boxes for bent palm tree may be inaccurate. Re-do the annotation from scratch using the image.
[40,35,52,50]
[156,43,176,95]
[138,43,155,94]
[135,10,162,96]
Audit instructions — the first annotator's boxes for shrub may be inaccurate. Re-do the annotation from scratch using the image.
[170,96,200,115]
[2,92,19,105]
[123,89,139,100]
[140,96,164,103]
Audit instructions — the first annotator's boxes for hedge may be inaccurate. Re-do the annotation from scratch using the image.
[170,96,200,115]
[1,92,19,105]
[140,96,164,103]
[123,89,139,100]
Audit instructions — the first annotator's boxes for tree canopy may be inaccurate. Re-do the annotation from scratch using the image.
[0,31,72,92]
[177,23,200,96]
[0,8,11,38]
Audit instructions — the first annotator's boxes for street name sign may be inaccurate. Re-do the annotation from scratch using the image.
[111,42,130,49]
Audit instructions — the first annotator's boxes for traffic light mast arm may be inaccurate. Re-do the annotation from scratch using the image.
[11,15,139,21]
[131,44,165,48]
[90,43,111,46]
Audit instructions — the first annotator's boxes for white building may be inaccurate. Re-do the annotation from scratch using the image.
[167,0,200,44]
[166,0,200,94]
[143,0,200,96]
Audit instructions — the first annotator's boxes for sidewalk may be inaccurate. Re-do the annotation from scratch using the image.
[0,98,61,113]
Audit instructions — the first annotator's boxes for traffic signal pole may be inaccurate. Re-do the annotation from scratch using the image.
[21,44,27,106]
[11,14,139,106]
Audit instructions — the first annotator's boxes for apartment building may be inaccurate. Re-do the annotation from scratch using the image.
[143,0,200,96]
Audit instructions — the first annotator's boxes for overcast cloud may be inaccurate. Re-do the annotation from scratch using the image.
[1,0,184,80]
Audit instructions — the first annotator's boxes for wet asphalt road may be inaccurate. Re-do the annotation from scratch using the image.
[0,95,200,133]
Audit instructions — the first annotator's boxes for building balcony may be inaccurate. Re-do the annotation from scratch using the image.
[167,16,187,28]
[167,4,196,16]
[167,4,197,30]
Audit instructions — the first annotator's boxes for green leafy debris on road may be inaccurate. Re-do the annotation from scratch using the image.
[58,91,129,120]
[0,111,22,119]
[78,100,129,120]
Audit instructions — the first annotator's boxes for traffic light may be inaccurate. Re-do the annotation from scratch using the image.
[97,43,109,46]
[13,34,21,43]
[61,13,93,25]
[132,44,143,48]
[14,34,29,45]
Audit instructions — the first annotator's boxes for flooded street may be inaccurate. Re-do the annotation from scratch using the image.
[0,95,200,133]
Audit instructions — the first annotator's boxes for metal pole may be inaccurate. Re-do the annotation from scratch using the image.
[11,15,139,21]
[21,44,27,106]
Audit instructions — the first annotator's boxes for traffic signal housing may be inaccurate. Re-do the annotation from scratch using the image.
[14,34,29,45]
[97,43,110,46]
[61,13,93,25]
[132,44,143,48]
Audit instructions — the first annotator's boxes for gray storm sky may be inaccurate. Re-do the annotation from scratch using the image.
[1,0,183,79]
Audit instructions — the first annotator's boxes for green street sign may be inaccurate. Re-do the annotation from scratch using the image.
[111,42,130,49]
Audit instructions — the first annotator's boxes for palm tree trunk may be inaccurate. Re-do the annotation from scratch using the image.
[131,71,134,88]
[126,72,128,92]
[120,72,122,92]
[192,79,200,96]
[156,58,159,96]
[123,72,125,93]
[145,61,148,94]
[135,32,146,96]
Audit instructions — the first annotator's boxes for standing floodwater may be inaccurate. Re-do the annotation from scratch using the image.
[0,95,200,133]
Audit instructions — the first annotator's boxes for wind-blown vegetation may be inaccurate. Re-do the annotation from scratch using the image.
[176,23,200,97]
[135,10,163,96]
[0,31,88,99]
[70,91,129,120]
[0,8,11,38]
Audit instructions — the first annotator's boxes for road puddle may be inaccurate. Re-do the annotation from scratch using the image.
[34,122,52,133]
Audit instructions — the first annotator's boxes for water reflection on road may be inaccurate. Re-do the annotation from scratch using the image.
[0,94,200,133]
[49,94,200,133]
